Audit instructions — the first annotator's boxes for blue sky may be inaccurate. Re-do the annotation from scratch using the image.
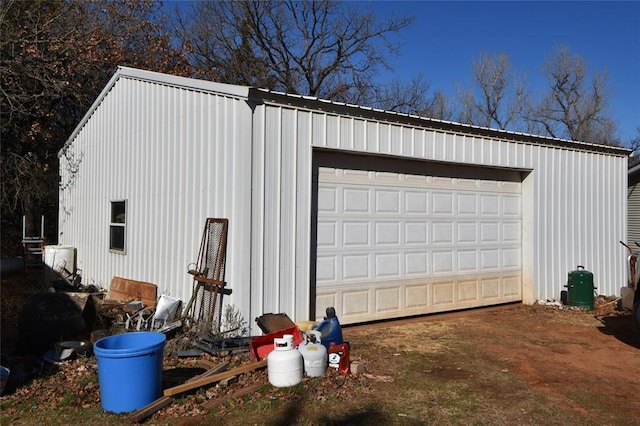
[165,1,639,145]
[368,1,640,145]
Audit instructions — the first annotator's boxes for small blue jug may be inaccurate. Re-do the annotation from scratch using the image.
[314,307,343,351]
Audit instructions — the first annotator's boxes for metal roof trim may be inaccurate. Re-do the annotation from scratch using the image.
[117,66,250,98]
[250,88,631,157]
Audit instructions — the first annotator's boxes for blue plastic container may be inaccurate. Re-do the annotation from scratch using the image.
[0,365,9,395]
[315,307,343,351]
[93,331,166,413]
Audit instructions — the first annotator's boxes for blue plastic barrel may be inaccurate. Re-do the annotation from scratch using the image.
[93,331,166,413]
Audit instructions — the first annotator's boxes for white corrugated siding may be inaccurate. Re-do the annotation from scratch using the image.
[250,106,313,322]
[252,103,627,322]
[59,76,254,318]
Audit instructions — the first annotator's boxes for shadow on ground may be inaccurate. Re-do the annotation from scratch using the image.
[596,311,640,349]
[273,401,420,426]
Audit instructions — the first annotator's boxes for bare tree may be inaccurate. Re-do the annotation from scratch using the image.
[1,0,190,254]
[420,91,452,121]
[528,45,617,145]
[629,127,640,166]
[457,52,528,131]
[174,0,415,103]
[347,74,452,120]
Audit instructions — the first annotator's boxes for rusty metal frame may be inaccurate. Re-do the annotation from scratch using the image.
[184,218,229,334]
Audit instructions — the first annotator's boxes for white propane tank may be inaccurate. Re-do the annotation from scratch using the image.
[298,330,328,377]
[267,335,303,387]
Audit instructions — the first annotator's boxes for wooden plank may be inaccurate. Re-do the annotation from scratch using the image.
[107,276,158,307]
[126,396,174,423]
[201,382,264,409]
[163,360,267,397]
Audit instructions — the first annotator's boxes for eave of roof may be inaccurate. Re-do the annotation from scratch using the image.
[250,88,631,157]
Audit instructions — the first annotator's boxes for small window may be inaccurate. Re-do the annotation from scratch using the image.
[110,200,126,252]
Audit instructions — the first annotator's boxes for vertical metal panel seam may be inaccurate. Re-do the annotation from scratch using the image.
[298,111,313,320]
[290,109,299,315]
[259,105,267,315]
[246,97,255,325]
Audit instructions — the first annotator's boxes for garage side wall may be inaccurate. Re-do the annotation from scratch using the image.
[252,103,627,322]
[58,77,254,318]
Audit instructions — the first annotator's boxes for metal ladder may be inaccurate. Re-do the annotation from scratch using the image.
[22,215,44,267]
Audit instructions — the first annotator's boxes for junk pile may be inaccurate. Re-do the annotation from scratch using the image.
[120,306,354,421]
[0,274,186,395]
[2,286,359,420]
[1,218,362,419]
[251,308,351,390]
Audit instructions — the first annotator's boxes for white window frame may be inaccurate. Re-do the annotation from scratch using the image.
[109,200,127,253]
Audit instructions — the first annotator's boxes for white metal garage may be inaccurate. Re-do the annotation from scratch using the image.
[59,67,630,333]
[314,154,522,323]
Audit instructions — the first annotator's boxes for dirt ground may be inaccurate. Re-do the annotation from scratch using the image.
[1,268,640,425]
[365,302,640,423]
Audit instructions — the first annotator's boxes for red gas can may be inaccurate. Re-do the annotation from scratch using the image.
[328,342,350,375]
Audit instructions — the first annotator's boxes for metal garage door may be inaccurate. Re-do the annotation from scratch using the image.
[314,159,522,324]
